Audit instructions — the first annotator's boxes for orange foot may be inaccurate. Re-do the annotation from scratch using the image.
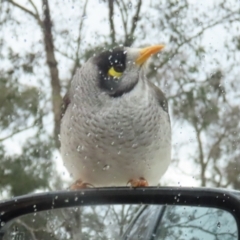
[69,179,94,190]
[127,177,149,187]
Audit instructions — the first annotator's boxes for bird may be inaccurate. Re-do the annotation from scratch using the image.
[60,45,171,189]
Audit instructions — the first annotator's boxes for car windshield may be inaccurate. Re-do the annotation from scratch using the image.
[124,205,238,240]
[0,0,239,239]
[1,204,237,240]
[1,204,141,240]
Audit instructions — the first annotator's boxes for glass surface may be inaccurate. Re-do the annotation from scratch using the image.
[2,205,140,240]
[125,205,238,240]
[0,0,240,240]
[156,205,237,240]
[1,0,240,199]
[1,204,237,240]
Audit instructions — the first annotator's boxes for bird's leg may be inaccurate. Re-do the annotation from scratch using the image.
[127,177,149,187]
[69,179,94,190]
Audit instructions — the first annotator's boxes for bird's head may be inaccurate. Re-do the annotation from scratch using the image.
[71,45,165,102]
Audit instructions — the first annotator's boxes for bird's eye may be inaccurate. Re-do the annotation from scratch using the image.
[108,64,124,78]
[114,63,124,72]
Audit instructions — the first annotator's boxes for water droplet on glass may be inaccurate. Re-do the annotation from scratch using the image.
[132,143,138,148]
[217,222,221,228]
[103,165,110,171]
[72,103,76,109]
[111,141,115,145]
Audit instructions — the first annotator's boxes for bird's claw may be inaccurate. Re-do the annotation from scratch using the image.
[69,179,94,190]
[127,177,149,187]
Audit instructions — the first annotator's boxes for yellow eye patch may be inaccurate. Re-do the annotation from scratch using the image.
[108,66,123,78]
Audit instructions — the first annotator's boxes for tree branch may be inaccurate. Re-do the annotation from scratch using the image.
[42,0,62,148]
[54,48,74,60]
[108,0,116,45]
[206,131,225,163]
[0,124,36,142]
[124,0,142,46]
[28,0,40,21]
[213,165,223,187]
[194,123,206,187]
[158,13,240,68]
[7,0,42,25]
[7,0,37,19]
[70,0,88,81]
[15,219,38,240]
[129,0,142,39]
[115,0,128,40]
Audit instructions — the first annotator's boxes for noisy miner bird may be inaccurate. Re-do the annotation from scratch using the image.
[60,45,171,189]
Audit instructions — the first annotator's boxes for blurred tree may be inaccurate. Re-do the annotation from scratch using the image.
[147,0,240,187]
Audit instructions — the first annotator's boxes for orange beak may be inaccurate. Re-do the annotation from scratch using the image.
[136,45,165,65]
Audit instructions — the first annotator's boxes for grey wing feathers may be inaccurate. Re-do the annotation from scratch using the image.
[61,92,70,119]
[148,81,168,113]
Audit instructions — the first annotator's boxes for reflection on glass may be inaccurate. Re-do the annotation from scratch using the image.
[2,205,140,240]
[1,205,237,240]
[156,205,237,240]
